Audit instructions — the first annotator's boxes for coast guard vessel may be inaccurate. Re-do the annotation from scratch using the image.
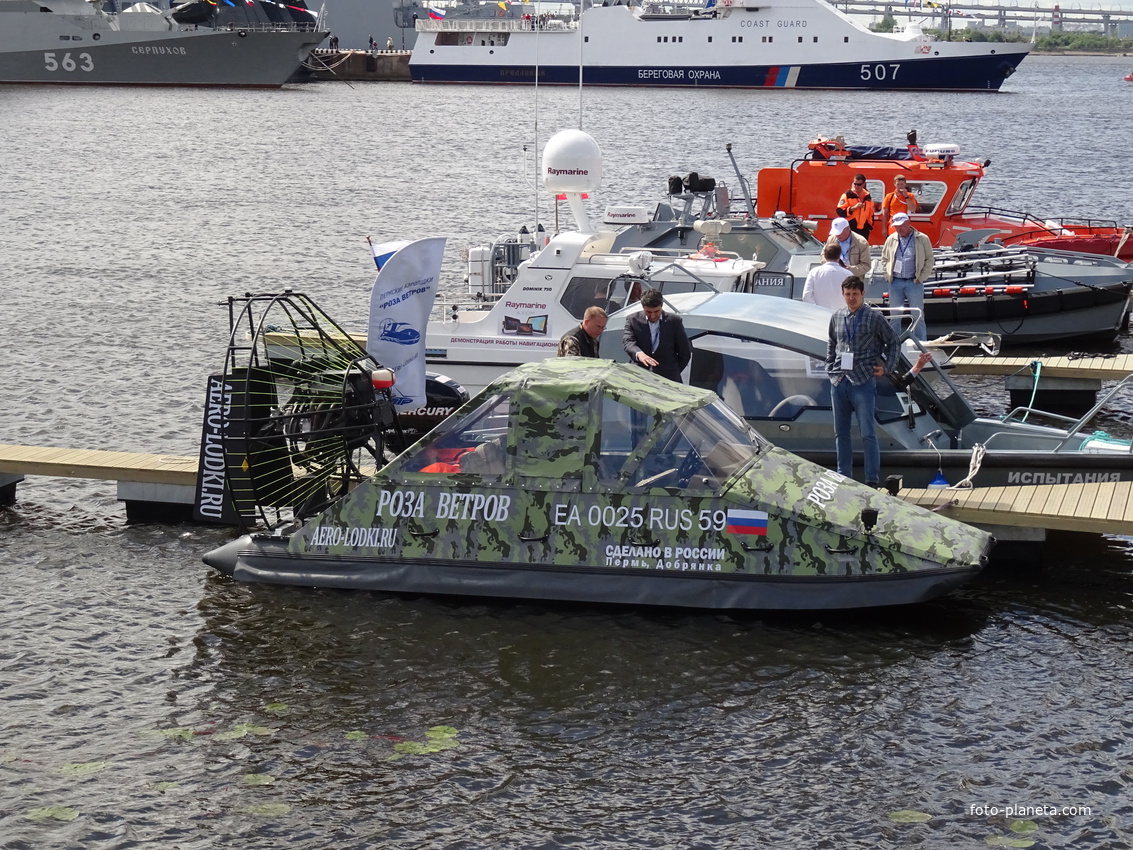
[408,0,1030,91]
[0,0,326,87]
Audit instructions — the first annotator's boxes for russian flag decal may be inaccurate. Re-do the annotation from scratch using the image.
[725,509,768,536]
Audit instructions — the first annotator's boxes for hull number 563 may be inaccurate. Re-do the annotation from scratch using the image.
[860,63,900,81]
[44,52,95,73]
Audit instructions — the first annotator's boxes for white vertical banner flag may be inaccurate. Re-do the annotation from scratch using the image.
[366,236,447,409]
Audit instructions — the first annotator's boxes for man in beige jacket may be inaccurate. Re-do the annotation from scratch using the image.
[880,212,934,341]
[825,217,872,279]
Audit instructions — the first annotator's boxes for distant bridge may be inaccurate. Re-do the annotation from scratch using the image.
[835,1,1133,34]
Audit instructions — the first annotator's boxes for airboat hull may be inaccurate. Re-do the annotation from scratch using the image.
[205,536,978,610]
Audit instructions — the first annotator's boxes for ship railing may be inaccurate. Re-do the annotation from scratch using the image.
[186,22,321,33]
[416,18,577,34]
[431,293,497,324]
[958,206,1125,232]
[871,305,926,342]
[1000,374,1133,454]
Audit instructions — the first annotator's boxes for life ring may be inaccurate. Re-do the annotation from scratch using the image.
[464,35,473,44]
[720,0,734,6]
[497,7,505,15]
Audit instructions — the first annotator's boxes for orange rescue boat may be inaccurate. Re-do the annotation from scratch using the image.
[755,132,1133,261]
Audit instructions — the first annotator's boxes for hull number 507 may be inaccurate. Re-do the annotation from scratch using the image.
[44,52,95,73]
[860,63,899,81]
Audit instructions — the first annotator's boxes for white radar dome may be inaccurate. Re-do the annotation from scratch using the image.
[542,129,603,195]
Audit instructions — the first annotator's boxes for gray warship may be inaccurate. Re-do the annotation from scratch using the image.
[0,0,326,87]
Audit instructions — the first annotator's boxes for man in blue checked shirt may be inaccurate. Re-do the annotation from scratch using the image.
[825,275,899,488]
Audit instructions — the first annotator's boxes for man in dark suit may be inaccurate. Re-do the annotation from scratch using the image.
[621,289,692,383]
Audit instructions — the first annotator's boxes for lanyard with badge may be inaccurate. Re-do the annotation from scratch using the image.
[899,233,915,264]
[841,308,863,370]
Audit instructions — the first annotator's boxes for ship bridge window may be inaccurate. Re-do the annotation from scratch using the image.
[946,178,977,215]
[905,181,947,215]
[689,336,828,421]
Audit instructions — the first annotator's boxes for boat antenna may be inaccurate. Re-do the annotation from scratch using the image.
[577,1,585,127]
[725,143,756,219]
[533,6,540,242]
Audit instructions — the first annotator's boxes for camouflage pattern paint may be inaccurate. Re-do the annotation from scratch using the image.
[207,360,992,608]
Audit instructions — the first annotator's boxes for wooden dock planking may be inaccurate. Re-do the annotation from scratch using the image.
[0,444,197,486]
[903,481,1133,535]
[948,354,1133,381]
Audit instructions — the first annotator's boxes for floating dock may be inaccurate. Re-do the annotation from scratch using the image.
[947,353,1133,416]
[0,444,198,522]
[948,353,1133,381]
[902,481,1133,536]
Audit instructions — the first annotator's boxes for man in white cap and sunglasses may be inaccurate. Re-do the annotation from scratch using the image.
[880,212,934,341]
[824,216,871,279]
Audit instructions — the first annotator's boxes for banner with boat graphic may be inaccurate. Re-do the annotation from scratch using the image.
[367,237,447,409]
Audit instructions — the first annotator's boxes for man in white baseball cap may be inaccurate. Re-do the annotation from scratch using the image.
[880,212,934,341]
[825,216,871,279]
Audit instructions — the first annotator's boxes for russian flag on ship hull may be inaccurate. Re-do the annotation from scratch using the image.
[725,509,769,536]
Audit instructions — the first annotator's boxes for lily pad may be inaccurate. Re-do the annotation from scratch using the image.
[240,803,290,816]
[26,806,79,822]
[888,809,932,823]
[264,703,288,713]
[985,836,1035,848]
[60,761,110,775]
[389,726,461,761]
[1010,821,1039,835]
[140,727,195,741]
[344,730,369,741]
[215,724,274,741]
[153,781,180,792]
[243,773,276,786]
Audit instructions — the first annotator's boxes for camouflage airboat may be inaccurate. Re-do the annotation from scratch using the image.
[204,357,993,610]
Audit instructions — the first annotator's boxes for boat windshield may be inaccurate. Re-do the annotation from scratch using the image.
[601,395,768,490]
[722,223,824,258]
[688,335,828,420]
[946,178,978,215]
[560,275,642,319]
[903,352,978,430]
[402,393,511,474]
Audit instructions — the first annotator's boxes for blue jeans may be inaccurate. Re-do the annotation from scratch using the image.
[832,378,880,484]
[889,276,926,341]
